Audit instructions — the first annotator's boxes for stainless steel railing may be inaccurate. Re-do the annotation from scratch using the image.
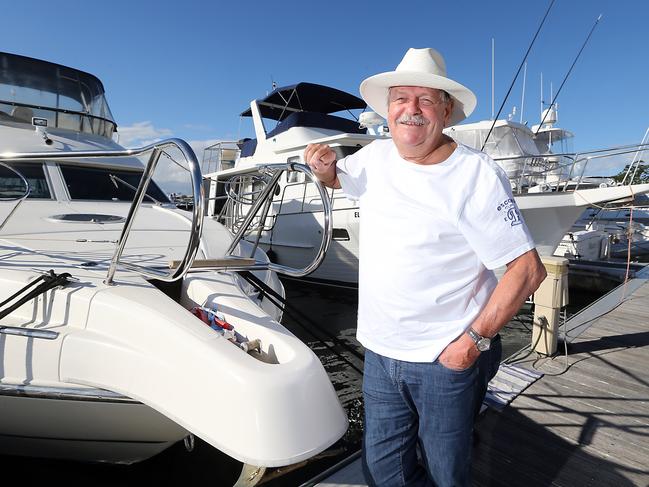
[0,162,30,231]
[0,138,204,285]
[493,141,649,194]
[206,162,333,278]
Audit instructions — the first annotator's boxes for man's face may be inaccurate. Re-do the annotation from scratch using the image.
[387,86,452,156]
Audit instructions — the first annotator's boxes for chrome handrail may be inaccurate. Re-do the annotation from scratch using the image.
[210,162,332,278]
[0,138,204,285]
[0,162,30,231]
[492,141,649,193]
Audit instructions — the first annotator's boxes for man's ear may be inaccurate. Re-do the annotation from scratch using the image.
[444,100,454,126]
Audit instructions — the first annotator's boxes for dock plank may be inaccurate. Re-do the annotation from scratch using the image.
[310,278,649,487]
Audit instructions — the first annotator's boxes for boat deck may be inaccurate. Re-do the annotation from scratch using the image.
[306,274,649,487]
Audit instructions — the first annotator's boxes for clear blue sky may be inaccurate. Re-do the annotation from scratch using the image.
[2,0,648,188]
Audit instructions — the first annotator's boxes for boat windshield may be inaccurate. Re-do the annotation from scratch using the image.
[450,125,540,158]
[0,52,117,138]
[534,128,574,155]
[60,164,170,202]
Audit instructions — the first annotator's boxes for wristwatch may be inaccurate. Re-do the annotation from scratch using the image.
[466,327,491,352]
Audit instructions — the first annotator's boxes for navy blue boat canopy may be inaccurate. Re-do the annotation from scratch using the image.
[240,82,366,121]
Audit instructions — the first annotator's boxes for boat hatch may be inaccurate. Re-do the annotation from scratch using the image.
[48,213,126,223]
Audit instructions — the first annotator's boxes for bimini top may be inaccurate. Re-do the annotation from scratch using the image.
[0,52,116,138]
[240,82,366,121]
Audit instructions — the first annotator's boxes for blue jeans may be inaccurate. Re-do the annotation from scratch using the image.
[362,335,502,487]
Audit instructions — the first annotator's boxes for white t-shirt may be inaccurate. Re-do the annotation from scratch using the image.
[336,139,535,362]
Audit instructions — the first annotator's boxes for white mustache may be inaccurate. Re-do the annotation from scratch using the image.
[396,115,428,126]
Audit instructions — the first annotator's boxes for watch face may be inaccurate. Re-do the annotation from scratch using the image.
[477,338,491,352]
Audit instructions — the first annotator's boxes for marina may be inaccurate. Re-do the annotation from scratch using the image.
[202,81,649,289]
[1,267,646,485]
[3,2,649,485]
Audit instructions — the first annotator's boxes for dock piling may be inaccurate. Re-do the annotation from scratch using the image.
[532,256,569,355]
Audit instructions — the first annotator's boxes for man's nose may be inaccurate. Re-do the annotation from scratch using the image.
[404,98,421,114]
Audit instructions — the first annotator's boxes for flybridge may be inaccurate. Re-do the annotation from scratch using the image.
[0,52,116,138]
[239,82,370,151]
[240,82,367,121]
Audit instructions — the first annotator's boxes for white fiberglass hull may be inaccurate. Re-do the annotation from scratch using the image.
[259,184,649,285]
[0,201,347,466]
[0,390,186,464]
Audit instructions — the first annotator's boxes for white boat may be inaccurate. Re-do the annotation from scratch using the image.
[554,194,649,262]
[203,83,649,286]
[0,53,347,484]
[553,128,649,262]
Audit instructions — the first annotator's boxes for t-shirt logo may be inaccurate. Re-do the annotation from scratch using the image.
[496,198,522,227]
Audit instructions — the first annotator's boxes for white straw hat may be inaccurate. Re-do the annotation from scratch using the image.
[359,48,476,126]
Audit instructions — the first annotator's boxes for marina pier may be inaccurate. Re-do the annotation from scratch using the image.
[307,269,649,486]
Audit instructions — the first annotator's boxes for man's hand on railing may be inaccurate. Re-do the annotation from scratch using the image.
[304,144,340,189]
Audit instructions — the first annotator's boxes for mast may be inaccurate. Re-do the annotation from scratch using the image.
[491,38,495,120]
[535,14,603,135]
[481,0,556,150]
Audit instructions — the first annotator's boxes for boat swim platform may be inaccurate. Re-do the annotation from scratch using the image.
[303,268,649,487]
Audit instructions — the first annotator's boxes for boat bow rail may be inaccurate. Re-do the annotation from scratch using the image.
[205,162,333,278]
[0,138,204,284]
[503,141,649,194]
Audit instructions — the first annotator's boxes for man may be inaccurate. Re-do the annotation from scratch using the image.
[305,48,546,487]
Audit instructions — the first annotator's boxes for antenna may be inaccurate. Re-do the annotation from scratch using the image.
[535,14,603,135]
[540,72,543,114]
[520,61,527,123]
[491,38,495,120]
[481,0,556,151]
[268,75,277,95]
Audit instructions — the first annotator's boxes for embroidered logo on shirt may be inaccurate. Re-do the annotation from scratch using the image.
[496,198,522,227]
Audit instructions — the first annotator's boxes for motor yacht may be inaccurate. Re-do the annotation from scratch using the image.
[0,54,346,485]
[203,82,649,286]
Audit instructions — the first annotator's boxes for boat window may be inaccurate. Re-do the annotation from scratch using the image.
[450,126,533,158]
[512,127,540,155]
[59,164,170,202]
[0,163,51,199]
[0,53,117,138]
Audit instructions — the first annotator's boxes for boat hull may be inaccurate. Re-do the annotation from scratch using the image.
[257,185,649,285]
[0,203,347,467]
[0,390,186,463]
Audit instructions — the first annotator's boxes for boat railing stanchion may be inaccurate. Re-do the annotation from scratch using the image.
[105,147,163,285]
[104,138,204,285]
[563,152,580,191]
[217,162,333,278]
[519,157,529,194]
[0,162,30,231]
[573,155,592,191]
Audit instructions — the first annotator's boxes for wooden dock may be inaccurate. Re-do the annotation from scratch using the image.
[305,272,649,487]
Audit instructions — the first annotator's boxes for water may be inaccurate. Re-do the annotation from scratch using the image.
[0,275,619,486]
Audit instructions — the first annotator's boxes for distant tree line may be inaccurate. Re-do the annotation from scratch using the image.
[613,163,649,185]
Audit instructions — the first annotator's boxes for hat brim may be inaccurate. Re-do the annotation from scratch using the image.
[359,71,477,127]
